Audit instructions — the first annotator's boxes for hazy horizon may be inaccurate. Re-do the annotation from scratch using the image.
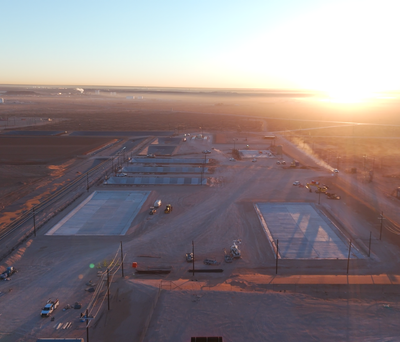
[1,0,400,104]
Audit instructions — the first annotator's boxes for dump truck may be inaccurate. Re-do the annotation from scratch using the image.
[164,204,173,214]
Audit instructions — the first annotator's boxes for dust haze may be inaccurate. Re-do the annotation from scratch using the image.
[1,85,400,341]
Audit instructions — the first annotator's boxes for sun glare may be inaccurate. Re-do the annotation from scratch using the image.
[324,87,377,104]
[220,0,400,97]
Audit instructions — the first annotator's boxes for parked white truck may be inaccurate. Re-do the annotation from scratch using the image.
[41,299,59,317]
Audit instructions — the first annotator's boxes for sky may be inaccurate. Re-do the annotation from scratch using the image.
[1,0,400,96]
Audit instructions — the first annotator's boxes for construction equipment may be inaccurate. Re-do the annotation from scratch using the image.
[203,259,219,265]
[0,266,16,280]
[290,160,299,168]
[223,249,233,263]
[186,253,194,262]
[326,192,341,200]
[306,182,328,193]
[230,240,241,259]
[164,204,173,214]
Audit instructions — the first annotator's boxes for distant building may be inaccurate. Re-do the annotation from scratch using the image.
[94,90,100,95]
[126,96,135,100]
[110,92,117,96]
[0,98,4,104]
[137,96,143,100]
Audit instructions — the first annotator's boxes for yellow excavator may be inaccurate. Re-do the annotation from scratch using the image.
[306,182,328,193]
[164,204,173,214]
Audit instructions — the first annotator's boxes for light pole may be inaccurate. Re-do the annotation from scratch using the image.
[378,212,385,240]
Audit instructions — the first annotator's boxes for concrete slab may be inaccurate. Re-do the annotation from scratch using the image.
[46,190,150,236]
[255,203,362,259]
[122,166,207,173]
[105,177,207,185]
[131,158,208,164]
[240,150,274,158]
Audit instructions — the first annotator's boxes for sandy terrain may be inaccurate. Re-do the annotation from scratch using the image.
[1,91,400,341]
[0,136,116,214]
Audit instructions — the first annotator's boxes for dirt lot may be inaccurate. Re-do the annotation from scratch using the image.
[0,136,115,211]
[281,130,400,208]
[1,92,400,341]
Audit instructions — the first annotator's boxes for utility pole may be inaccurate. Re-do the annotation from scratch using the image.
[86,172,89,191]
[318,191,321,205]
[368,231,372,257]
[347,240,352,274]
[120,241,124,277]
[107,268,110,310]
[86,308,89,342]
[192,240,195,276]
[275,239,279,274]
[33,207,36,237]
[201,153,206,186]
[378,212,385,240]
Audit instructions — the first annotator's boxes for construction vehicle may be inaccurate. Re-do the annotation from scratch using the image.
[186,253,194,262]
[230,240,242,259]
[164,204,173,214]
[306,182,328,193]
[203,259,219,265]
[326,192,341,200]
[223,249,233,263]
[0,266,16,280]
[290,160,299,168]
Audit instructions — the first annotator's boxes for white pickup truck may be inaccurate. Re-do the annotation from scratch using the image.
[41,299,59,317]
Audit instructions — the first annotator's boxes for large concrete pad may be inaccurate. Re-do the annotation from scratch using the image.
[122,166,207,173]
[105,176,206,185]
[47,190,150,236]
[240,150,274,158]
[131,157,208,164]
[255,203,361,259]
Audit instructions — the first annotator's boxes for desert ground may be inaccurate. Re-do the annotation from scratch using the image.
[1,88,400,341]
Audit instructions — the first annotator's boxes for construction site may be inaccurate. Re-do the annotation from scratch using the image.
[1,92,400,341]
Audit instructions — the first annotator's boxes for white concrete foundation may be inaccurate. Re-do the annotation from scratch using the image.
[46,190,150,236]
